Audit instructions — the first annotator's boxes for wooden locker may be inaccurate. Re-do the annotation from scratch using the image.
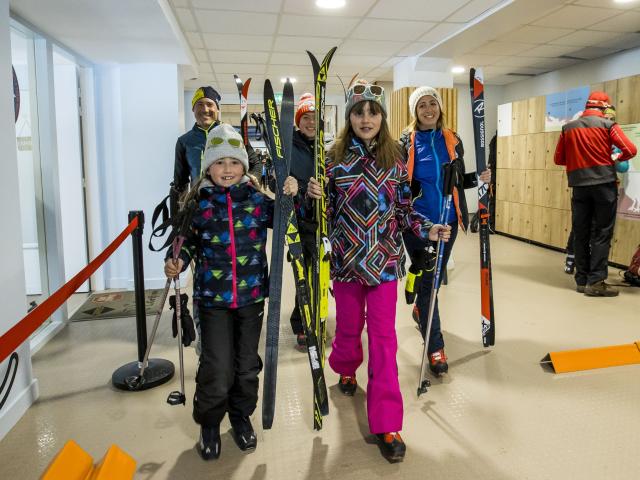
[511,99,529,135]
[531,170,546,207]
[527,132,546,170]
[497,136,510,168]
[527,96,546,134]
[511,135,527,170]
[561,171,572,211]
[616,75,640,125]
[495,200,506,232]
[549,208,568,248]
[532,206,551,245]
[548,170,565,210]
[508,202,522,237]
[521,204,534,240]
[544,131,562,170]
[496,168,506,201]
[511,169,526,204]
[610,218,639,265]
[524,170,536,205]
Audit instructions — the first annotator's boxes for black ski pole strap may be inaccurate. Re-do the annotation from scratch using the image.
[149,194,173,252]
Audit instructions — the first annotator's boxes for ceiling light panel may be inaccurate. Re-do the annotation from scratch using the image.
[195,10,278,35]
[351,19,436,41]
[531,5,622,30]
[190,0,282,13]
[367,0,469,22]
[279,14,359,37]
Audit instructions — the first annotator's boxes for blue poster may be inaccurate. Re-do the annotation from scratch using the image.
[545,86,590,132]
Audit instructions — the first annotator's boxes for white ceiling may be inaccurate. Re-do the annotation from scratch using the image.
[9,0,640,95]
[168,0,640,94]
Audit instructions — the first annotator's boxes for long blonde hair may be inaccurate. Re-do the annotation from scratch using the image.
[330,100,400,170]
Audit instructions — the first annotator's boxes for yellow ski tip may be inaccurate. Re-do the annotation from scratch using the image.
[542,341,640,374]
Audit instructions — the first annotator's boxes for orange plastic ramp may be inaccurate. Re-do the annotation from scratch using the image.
[542,341,640,373]
[41,439,93,480]
[89,444,136,480]
[41,441,136,480]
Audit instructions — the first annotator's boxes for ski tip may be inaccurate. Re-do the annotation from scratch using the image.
[234,74,241,84]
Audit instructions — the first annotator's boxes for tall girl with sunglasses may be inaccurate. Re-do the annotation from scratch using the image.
[308,81,450,462]
[165,124,298,461]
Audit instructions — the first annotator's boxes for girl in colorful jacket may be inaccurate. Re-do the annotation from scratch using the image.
[308,81,450,462]
[164,123,297,461]
[399,87,491,377]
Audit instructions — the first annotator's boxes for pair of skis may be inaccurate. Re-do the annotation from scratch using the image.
[307,47,337,399]
[469,68,496,349]
[235,71,331,430]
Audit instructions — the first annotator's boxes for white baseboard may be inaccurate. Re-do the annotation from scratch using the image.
[0,378,39,441]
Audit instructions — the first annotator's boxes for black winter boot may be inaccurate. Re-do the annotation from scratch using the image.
[198,425,221,461]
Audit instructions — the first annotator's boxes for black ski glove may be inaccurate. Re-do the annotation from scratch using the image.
[169,293,196,347]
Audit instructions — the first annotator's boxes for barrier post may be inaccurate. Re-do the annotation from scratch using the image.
[112,211,175,391]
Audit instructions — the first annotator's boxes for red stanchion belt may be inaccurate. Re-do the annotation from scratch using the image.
[0,217,139,364]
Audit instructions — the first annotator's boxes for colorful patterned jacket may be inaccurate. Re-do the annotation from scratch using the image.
[167,180,272,309]
[328,138,433,286]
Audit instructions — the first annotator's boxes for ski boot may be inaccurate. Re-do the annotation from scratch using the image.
[198,425,221,460]
[428,349,449,376]
[375,432,406,462]
[338,375,357,396]
[295,333,307,351]
[230,415,257,452]
[564,255,575,274]
[404,267,422,304]
[584,281,619,297]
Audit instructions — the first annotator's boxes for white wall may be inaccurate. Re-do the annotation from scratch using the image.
[501,46,640,104]
[54,61,89,291]
[0,0,38,441]
[94,64,181,289]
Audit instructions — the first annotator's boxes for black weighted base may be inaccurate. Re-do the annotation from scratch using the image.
[112,358,175,391]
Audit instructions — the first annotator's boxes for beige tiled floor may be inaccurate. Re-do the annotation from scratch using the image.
[1,233,639,479]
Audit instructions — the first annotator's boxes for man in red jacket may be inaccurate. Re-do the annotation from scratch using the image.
[554,91,637,296]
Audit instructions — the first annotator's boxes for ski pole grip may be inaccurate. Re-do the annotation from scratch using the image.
[442,162,456,196]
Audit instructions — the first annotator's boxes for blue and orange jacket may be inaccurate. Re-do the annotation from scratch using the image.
[399,128,477,231]
[554,109,636,187]
[167,180,273,309]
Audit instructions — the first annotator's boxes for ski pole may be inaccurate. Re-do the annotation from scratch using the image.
[418,163,456,397]
[167,236,187,406]
[125,277,173,390]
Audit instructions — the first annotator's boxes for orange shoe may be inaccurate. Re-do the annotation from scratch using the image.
[429,349,448,376]
[375,432,406,462]
[338,375,357,396]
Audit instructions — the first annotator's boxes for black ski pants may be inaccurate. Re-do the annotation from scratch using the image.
[193,302,264,428]
[403,221,459,353]
[289,230,316,335]
[571,182,617,286]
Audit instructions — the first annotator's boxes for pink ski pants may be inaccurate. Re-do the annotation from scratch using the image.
[328,280,403,434]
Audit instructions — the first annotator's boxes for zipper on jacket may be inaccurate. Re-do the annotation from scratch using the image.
[226,190,238,308]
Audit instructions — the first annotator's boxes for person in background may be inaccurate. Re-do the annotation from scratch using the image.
[554,92,636,296]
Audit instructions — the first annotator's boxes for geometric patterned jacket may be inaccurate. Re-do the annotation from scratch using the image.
[328,138,433,286]
[171,180,273,309]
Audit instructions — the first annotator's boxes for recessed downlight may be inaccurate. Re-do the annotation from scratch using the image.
[316,0,346,9]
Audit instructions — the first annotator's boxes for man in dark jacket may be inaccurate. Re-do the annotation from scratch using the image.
[554,91,637,296]
[175,86,260,192]
[288,93,318,349]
